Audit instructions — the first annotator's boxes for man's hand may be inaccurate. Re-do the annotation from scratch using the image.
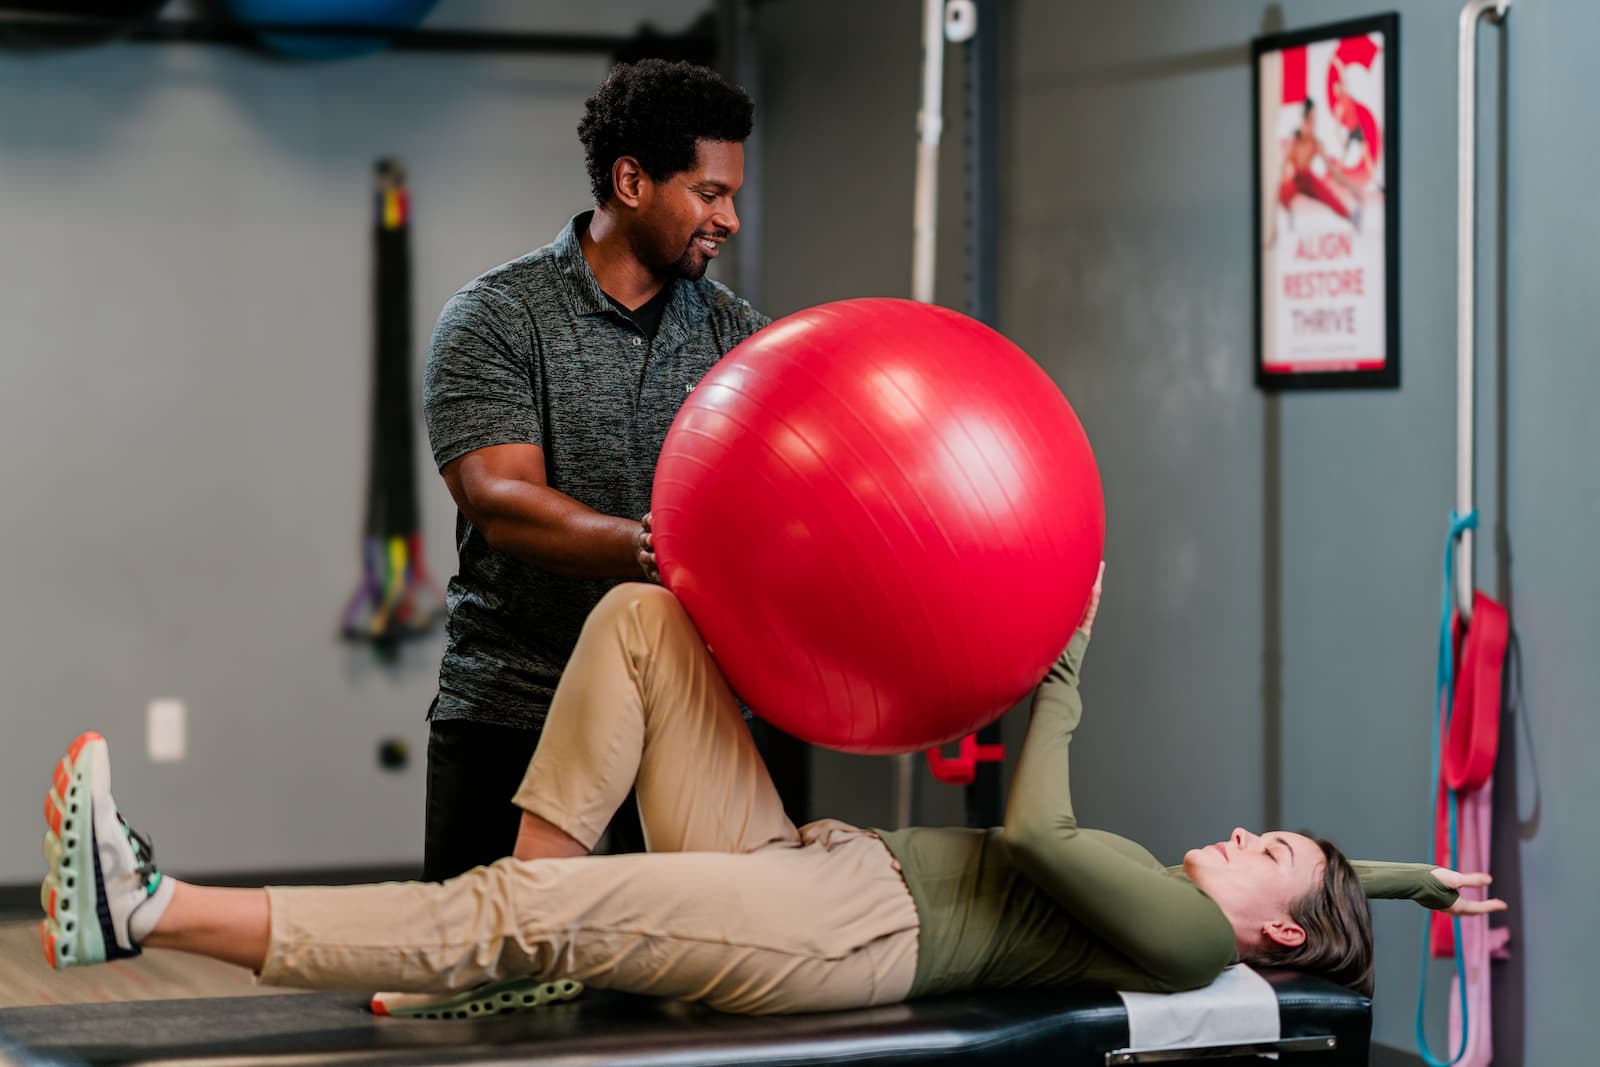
[1076,561,1105,637]
[635,512,660,583]
[1432,868,1510,916]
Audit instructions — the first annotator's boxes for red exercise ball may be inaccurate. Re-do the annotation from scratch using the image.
[652,298,1104,754]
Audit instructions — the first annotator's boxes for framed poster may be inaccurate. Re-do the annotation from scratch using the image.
[1253,14,1399,390]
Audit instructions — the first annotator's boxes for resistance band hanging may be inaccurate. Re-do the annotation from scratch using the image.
[1414,513,1510,1067]
[340,158,442,656]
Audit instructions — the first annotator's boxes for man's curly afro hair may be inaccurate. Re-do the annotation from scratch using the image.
[578,59,754,204]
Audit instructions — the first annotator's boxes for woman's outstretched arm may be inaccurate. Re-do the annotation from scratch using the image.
[1001,573,1236,992]
[1349,861,1508,916]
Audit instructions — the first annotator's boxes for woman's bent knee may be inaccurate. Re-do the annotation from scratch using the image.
[592,582,678,625]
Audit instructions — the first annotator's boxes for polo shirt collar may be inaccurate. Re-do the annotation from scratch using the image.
[553,211,714,346]
[552,211,611,317]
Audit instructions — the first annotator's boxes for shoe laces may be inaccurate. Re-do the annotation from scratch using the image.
[119,815,162,894]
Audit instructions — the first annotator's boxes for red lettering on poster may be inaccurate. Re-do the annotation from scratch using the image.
[1281,46,1307,104]
[1282,269,1365,299]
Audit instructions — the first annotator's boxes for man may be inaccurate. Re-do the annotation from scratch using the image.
[422,58,769,881]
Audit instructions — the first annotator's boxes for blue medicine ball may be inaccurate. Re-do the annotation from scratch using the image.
[222,0,438,60]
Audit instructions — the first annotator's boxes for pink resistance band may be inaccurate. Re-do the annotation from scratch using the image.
[1429,591,1511,1067]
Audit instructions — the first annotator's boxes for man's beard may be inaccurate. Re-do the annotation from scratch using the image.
[665,242,710,281]
[654,229,728,282]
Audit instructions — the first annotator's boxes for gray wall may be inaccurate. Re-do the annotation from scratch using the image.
[1487,2,1600,1060]
[0,0,708,880]
[758,0,1593,1062]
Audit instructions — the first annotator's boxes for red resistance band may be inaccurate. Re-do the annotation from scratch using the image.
[1430,590,1508,956]
[926,734,1005,786]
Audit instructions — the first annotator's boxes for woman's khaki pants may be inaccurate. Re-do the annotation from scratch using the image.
[260,584,921,1014]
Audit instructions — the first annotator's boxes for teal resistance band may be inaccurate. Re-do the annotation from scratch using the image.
[1414,510,1476,1067]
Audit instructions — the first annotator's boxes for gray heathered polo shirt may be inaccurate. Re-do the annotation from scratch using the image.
[423,212,769,730]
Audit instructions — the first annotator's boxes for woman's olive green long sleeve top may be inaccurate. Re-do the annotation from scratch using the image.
[875,631,1456,999]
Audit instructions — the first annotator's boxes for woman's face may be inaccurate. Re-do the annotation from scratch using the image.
[1183,828,1325,948]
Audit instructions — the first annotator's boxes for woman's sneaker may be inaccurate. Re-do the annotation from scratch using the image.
[371,977,585,1019]
[40,731,168,970]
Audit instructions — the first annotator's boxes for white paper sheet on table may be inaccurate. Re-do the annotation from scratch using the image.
[1117,964,1280,1051]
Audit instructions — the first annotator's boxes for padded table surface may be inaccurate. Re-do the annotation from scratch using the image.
[0,970,1371,1067]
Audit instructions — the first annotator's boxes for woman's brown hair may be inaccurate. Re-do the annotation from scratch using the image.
[1248,838,1375,997]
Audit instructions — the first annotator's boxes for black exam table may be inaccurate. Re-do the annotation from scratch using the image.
[0,969,1370,1066]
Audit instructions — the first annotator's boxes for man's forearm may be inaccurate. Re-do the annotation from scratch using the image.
[470,480,643,578]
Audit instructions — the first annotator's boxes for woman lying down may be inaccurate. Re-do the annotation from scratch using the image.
[39,576,1504,1016]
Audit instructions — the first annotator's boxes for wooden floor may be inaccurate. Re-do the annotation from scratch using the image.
[0,919,293,1008]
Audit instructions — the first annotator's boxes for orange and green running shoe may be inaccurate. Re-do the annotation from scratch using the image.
[40,732,165,969]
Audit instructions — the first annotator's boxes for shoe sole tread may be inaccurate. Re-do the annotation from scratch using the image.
[40,732,108,970]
